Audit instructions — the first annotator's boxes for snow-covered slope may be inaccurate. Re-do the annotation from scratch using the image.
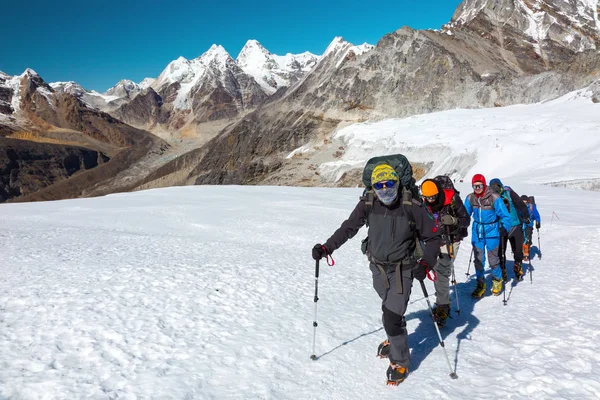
[1,181,599,399]
[236,39,319,94]
[2,70,600,398]
[316,85,600,189]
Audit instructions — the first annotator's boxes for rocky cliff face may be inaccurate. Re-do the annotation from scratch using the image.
[0,72,14,114]
[111,88,171,132]
[0,137,109,202]
[448,0,600,73]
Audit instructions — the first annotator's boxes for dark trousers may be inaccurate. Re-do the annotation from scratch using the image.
[524,226,533,245]
[501,226,525,264]
[369,262,413,368]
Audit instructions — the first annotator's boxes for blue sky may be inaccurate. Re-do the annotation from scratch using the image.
[0,0,463,92]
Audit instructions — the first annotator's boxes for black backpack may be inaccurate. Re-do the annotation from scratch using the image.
[432,175,460,210]
[432,174,468,240]
[361,154,420,199]
[359,154,423,257]
[432,175,459,196]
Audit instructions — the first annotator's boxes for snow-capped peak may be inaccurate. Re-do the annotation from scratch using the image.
[335,42,375,68]
[153,56,196,87]
[200,44,234,68]
[138,77,155,90]
[322,37,351,59]
[21,68,39,78]
[50,81,87,97]
[453,0,488,25]
[0,70,9,79]
[104,79,143,98]
[236,39,319,94]
[237,40,272,65]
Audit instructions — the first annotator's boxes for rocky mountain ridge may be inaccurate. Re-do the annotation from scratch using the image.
[3,0,600,202]
[150,0,600,189]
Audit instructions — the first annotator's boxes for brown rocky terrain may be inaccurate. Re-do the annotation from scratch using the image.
[0,70,168,203]
[0,137,109,202]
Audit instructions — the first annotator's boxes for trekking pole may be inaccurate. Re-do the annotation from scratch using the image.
[500,237,507,306]
[530,263,533,284]
[310,259,320,360]
[537,228,541,253]
[465,247,474,279]
[451,264,460,315]
[419,280,458,379]
[445,227,460,315]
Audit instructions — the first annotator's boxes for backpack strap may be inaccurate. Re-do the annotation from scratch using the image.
[400,188,424,258]
[360,189,376,227]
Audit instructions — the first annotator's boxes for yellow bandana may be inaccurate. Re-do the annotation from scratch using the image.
[371,164,399,185]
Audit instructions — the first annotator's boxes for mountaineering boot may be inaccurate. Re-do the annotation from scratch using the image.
[471,280,486,298]
[523,244,530,262]
[491,278,503,296]
[377,340,390,359]
[386,362,408,385]
[433,304,451,327]
[514,262,524,280]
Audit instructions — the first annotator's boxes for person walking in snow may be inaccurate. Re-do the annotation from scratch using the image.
[464,174,513,297]
[312,162,441,385]
[520,194,541,261]
[420,177,470,326]
[488,178,530,280]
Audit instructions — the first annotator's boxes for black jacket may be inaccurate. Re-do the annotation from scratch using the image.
[323,194,442,268]
[424,186,470,243]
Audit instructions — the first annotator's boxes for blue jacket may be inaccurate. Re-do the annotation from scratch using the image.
[465,187,513,240]
[525,203,541,228]
[489,178,529,228]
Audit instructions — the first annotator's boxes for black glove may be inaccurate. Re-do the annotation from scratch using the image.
[441,214,458,226]
[535,222,541,229]
[312,243,328,260]
[499,226,508,237]
[523,217,531,225]
[413,259,429,281]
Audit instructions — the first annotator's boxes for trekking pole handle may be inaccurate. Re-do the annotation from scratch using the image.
[445,226,455,259]
[313,259,320,303]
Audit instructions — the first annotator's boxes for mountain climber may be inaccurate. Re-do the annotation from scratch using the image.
[312,161,441,385]
[489,178,530,280]
[520,194,541,261]
[464,174,513,297]
[420,177,470,326]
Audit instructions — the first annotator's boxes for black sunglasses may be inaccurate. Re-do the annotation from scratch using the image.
[373,181,397,190]
[472,184,484,190]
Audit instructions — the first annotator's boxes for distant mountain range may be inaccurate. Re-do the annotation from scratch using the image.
[2,0,600,203]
